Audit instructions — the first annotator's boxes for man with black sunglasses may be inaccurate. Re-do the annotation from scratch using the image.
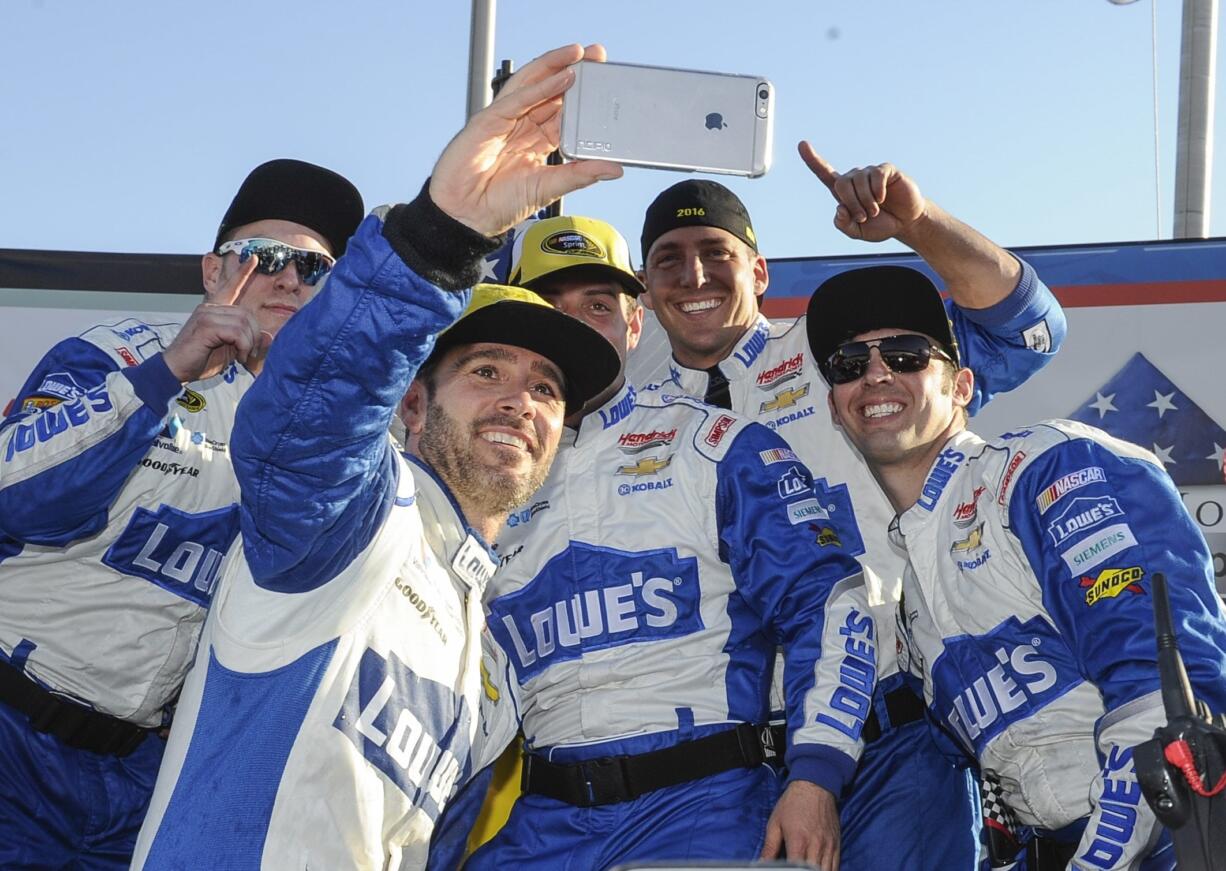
[0,158,362,866]
[809,267,1226,870]
[636,151,1067,867]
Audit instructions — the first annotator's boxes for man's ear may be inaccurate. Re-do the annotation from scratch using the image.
[752,253,769,304]
[201,252,224,300]
[953,367,975,410]
[626,301,645,352]
[636,270,655,312]
[401,380,429,436]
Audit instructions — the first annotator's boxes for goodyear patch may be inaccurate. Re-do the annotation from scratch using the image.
[1080,566,1145,606]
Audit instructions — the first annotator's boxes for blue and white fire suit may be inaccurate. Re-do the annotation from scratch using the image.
[132,208,516,869]
[638,258,1065,866]
[0,315,250,865]
[468,384,870,868]
[894,421,1226,869]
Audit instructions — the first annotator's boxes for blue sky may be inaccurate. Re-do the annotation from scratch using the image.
[3,1,1222,261]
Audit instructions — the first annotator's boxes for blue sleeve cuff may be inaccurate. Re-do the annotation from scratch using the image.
[956,258,1042,330]
[785,744,857,797]
[120,353,182,413]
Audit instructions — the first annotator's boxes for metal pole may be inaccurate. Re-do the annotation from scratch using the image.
[1173,0,1218,237]
[466,0,497,119]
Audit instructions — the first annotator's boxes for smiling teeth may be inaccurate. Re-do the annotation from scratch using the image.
[679,299,720,313]
[864,402,903,419]
[482,432,528,449]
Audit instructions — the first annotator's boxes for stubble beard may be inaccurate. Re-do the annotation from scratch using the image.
[417,397,556,519]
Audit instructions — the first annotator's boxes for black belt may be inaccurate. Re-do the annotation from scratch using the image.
[523,722,780,807]
[862,685,926,743]
[0,658,152,756]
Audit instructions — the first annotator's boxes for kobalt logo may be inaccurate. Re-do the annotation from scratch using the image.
[756,352,804,389]
[617,428,677,454]
[499,571,684,669]
[946,643,1057,748]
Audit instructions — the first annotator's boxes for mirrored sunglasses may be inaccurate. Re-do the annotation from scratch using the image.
[217,237,335,286]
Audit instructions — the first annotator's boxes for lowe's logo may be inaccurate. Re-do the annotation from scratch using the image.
[1045,496,1124,547]
[732,322,769,367]
[488,543,702,680]
[4,385,114,461]
[933,616,1080,755]
[333,648,471,821]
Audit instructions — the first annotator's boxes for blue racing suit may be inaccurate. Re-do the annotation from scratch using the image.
[894,421,1226,869]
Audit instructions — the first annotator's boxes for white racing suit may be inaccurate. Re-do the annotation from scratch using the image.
[893,421,1226,869]
[637,257,1066,866]
[132,205,516,869]
[469,384,870,869]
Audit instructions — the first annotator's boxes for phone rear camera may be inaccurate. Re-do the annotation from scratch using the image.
[758,88,769,100]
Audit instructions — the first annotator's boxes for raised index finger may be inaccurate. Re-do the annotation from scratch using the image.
[217,248,260,307]
[798,141,840,191]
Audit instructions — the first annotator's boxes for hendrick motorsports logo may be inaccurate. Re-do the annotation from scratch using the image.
[617,428,678,454]
[1080,566,1145,606]
[756,352,804,390]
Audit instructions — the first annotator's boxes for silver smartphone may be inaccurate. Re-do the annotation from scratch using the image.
[559,60,774,178]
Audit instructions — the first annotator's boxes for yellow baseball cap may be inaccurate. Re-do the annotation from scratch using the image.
[509,216,645,297]
[430,283,621,413]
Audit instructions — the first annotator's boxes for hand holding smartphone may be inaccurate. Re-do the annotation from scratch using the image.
[560,60,775,178]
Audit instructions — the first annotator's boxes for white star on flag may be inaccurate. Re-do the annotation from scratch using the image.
[1088,392,1118,418]
[478,255,499,282]
[1152,443,1176,466]
[1207,443,1226,471]
[1147,390,1178,418]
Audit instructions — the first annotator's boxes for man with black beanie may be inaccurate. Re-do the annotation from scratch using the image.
[636,146,1068,867]
[0,157,362,866]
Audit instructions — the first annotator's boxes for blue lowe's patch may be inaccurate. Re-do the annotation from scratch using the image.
[916,447,967,511]
[732,320,770,368]
[3,385,114,462]
[930,616,1082,757]
[333,647,473,821]
[487,543,703,681]
[1045,495,1125,547]
[101,504,239,606]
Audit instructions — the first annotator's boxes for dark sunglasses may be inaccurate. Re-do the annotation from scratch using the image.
[824,334,954,385]
[217,237,335,286]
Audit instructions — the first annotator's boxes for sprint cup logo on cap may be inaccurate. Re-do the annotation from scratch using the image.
[541,230,604,260]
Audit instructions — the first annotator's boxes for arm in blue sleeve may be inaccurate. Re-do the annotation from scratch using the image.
[951,258,1067,415]
[0,337,181,544]
[232,191,500,593]
[714,422,871,797]
[1008,437,1226,715]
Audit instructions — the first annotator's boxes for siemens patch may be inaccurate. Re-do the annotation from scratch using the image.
[1060,524,1138,574]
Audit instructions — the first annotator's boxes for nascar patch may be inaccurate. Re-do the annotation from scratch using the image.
[1036,467,1107,514]
[759,447,799,465]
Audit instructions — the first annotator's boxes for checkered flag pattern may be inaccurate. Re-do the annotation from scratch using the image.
[980,769,1024,868]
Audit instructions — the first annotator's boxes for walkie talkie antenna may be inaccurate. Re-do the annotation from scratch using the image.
[1152,573,1197,720]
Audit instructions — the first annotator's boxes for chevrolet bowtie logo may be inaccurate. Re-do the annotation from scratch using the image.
[617,455,672,477]
[950,523,984,554]
[760,383,810,413]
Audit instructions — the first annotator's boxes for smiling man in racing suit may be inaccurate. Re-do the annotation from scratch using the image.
[635,146,1068,866]
[0,157,363,867]
[810,265,1226,869]
[463,214,870,871]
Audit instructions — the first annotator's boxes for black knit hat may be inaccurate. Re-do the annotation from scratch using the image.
[214,159,364,257]
[640,180,758,262]
[806,265,960,382]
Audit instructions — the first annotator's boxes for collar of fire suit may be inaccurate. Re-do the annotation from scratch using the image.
[896,429,983,540]
[667,314,774,393]
[403,453,498,596]
[571,379,638,445]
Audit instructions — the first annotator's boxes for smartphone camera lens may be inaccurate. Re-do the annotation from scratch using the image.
[758,88,769,100]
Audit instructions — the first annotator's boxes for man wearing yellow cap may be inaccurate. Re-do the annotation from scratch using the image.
[131,44,623,870]
[463,213,868,871]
